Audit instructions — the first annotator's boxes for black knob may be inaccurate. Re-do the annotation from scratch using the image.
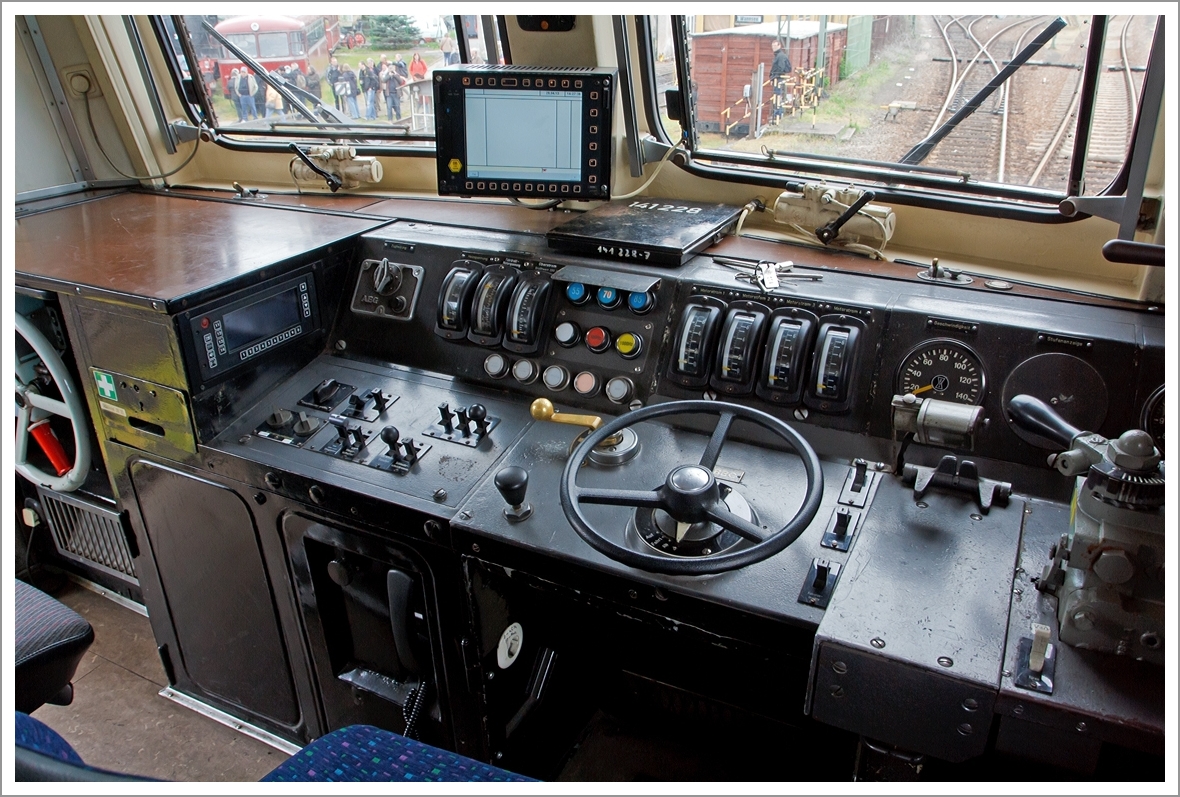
[267,407,293,429]
[381,425,400,447]
[494,466,529,508]
[1007,394,1084,448]
[313,378,341,405]
[469,403,490,437]
[293,411,321,436]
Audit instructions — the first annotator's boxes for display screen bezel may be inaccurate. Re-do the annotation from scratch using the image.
[434,66,615,200]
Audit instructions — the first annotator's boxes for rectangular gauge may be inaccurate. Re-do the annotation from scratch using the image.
[710,301,769,396]
[665,296,726,388]
[804,317,866,414]
[756,308,819,406]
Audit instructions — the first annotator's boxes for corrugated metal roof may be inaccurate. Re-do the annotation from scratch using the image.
[692,20,848,38]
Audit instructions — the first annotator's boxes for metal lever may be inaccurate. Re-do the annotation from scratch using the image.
[815,191,875,244]
[288,143,343,192]
[530,398,622,446]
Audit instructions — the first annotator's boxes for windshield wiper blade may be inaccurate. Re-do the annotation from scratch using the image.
[201,21,351,127]
[899,16,1067,166]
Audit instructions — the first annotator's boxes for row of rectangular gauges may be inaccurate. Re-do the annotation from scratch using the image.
[434,261,655,356]
[664,295,868,413]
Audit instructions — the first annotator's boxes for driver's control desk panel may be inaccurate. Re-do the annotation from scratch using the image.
[205,218,1160,763]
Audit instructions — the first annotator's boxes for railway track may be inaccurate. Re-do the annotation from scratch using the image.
[924,15,1051,184]
[923,15,1146,190]
[1080,15,1142,192]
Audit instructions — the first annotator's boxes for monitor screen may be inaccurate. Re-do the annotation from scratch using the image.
[435,66,615,200]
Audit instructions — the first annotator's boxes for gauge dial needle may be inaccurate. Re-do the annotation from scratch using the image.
[911,385,934,396]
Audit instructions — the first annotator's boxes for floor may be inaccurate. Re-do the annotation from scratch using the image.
[29,577,290,782]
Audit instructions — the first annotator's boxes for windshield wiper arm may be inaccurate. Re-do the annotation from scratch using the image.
[201,21,351,127]
[899,16,1067,166]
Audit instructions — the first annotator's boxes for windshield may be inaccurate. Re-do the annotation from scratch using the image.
[168,13,502,142]
[652,14,1159,200]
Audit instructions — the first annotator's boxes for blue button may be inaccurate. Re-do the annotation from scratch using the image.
[597,287,621,309]
[628,291,654,313]
[566,282,588,304]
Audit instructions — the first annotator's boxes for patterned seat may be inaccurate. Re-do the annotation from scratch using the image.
[263,725,536,782]
[15,713,536,783]
[14,580,94,714]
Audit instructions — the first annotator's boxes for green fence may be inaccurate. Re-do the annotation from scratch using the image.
[841,14,872,78]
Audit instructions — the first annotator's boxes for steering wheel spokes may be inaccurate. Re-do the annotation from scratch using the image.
[14,313,91,492]
[561,400,823,575]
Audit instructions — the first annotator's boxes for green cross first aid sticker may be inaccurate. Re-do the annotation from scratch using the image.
[94,370,118,400]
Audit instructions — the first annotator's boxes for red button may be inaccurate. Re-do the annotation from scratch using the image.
[585,326,611,352]
[200,317,210,329]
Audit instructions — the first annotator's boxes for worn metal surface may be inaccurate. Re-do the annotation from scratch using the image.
[89,369,197,459]
[14,191,383,308]
[808,479,1024,759]
[811,641,997,762]
[450,409,867,627]
[995,499,1165,756]
[214,356,535,517]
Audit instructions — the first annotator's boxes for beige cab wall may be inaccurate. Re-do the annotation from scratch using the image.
[39,15,1163,303]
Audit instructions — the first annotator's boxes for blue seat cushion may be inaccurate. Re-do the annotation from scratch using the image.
[14,711,85,765]
[14,580,94,714]
[262,725,536,782]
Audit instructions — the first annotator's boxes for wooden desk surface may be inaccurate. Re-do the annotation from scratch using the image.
[15,191,385,309]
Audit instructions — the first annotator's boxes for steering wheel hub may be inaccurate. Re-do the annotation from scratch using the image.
[663,465,719,522]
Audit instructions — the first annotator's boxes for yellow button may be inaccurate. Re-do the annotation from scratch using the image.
[448,158,463,173]
[615,332,642,359]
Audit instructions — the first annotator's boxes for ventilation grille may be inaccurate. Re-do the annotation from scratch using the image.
[36,488,138,585]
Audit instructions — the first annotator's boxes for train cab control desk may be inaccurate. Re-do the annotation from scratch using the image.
[15,188,1165,774]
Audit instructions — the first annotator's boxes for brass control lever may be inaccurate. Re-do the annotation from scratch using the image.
[530,398,623,448]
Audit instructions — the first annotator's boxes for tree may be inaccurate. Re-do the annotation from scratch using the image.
[365,16,421,49]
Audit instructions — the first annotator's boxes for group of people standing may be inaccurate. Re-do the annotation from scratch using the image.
[323,52,430,122]
[225,62,323,121]
[223,48,439,125]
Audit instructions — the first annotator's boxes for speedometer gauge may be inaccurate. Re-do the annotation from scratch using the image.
[896,340,986,405]
[1141,385,1164,452]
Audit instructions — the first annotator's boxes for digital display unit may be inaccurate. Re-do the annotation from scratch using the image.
[434,66,616,200]
[185,270,320,385]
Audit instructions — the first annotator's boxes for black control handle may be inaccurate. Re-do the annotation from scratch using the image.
[1006,394,1083,448]
[469,403,489,437]
[381,425,400,447]
[815,191,875,245]
[495,466,529,507]
[314,378,340,405]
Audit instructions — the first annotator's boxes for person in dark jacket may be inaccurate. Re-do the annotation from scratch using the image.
[769,38,793,123]
[325,56,341,110]
[253,70,268,120]
[362,59,381,120]
[304,65,322,107]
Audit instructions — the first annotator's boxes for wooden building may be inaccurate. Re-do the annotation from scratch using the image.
[690,20,848,133]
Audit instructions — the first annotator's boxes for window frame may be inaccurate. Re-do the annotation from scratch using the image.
[637,15,1157,224]
[155,14,503,157]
